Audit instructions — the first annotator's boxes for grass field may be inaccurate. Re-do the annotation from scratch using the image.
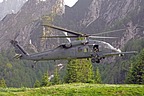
[0,83,143,96]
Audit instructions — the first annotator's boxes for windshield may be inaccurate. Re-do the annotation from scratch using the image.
[95,40,121,52]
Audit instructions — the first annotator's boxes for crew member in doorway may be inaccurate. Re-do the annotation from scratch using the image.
[93,45,99,52]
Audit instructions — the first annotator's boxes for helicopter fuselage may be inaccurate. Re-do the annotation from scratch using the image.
[25,40,92,61]
[11,39,136,63]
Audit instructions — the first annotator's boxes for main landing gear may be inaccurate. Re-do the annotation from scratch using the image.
[91,57,100,63]
[91,56,100,63]
[91,54,106,63]
[91,45,101,63]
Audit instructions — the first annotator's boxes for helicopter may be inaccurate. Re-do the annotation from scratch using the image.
[10,24,137,63]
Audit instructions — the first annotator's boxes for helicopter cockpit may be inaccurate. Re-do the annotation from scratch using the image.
[91,40,121,52]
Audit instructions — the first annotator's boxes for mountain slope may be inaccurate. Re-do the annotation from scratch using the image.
[0,0,144,51]
[61,0,144,48]
[0,0,144,87]
[0,0,64,51]
[0,0,27,20]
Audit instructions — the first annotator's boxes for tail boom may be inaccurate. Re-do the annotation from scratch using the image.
[10,40,29,59]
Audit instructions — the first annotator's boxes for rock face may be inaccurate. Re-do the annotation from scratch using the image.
[0,0,144,52]
[62,0,144,48]
[0,0,28,20]
[0,0,64,51]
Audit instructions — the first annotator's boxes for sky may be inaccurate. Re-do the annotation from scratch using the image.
[0,0,3,3]
[64,0,78,7]
[0,0,79,7]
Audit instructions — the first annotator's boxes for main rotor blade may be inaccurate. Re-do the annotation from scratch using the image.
[92,29,126,36]
[89,36,118,39]
[41,36,117,39]
[42,24,123,39]
[42,24,84,36]
[40,35,78,38]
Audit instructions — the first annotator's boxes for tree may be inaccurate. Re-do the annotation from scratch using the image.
[52,67,61,85]
[95,67,102,84]
[125,49,144,84]
[0,78,7,88]
[41,72,50,87]
[65,59,94,83]
[34,80,40,88]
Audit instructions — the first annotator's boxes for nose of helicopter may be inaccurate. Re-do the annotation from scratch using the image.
[117,48,122,52]
[116,48,124,56]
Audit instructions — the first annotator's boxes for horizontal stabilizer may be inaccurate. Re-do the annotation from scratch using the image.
[102,51,138,57]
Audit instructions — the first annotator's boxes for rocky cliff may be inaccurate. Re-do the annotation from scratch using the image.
[0,0,144,52]
[62,0,144,49]
[0,0,64,52]
[0,0,28,20]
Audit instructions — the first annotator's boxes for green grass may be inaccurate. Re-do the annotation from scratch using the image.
[0,83,143,96]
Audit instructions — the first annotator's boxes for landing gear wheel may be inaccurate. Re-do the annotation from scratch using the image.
[91,58,100,63]
[95,59,100,63]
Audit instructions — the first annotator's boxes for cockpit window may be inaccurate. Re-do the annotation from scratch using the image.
[96,40,119,52]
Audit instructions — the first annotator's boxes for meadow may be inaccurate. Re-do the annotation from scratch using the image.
[0,83,143,96]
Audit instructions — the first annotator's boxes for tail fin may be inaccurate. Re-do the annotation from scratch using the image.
[10,40,29,58]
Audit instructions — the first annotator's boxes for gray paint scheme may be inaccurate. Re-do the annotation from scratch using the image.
[10,40,137,63]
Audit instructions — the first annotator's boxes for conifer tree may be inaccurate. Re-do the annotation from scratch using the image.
[52,67,61,85]
[41,72,50,87]
[77,59,94,83]
[95,67,102,84]
[0,78,7,88]
[65,59,94,83]
[34,80,40,88]
[125,49,144,84]
[65,60,78,83]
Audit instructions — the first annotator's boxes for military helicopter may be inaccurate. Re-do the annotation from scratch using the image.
[10,24,137,63]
